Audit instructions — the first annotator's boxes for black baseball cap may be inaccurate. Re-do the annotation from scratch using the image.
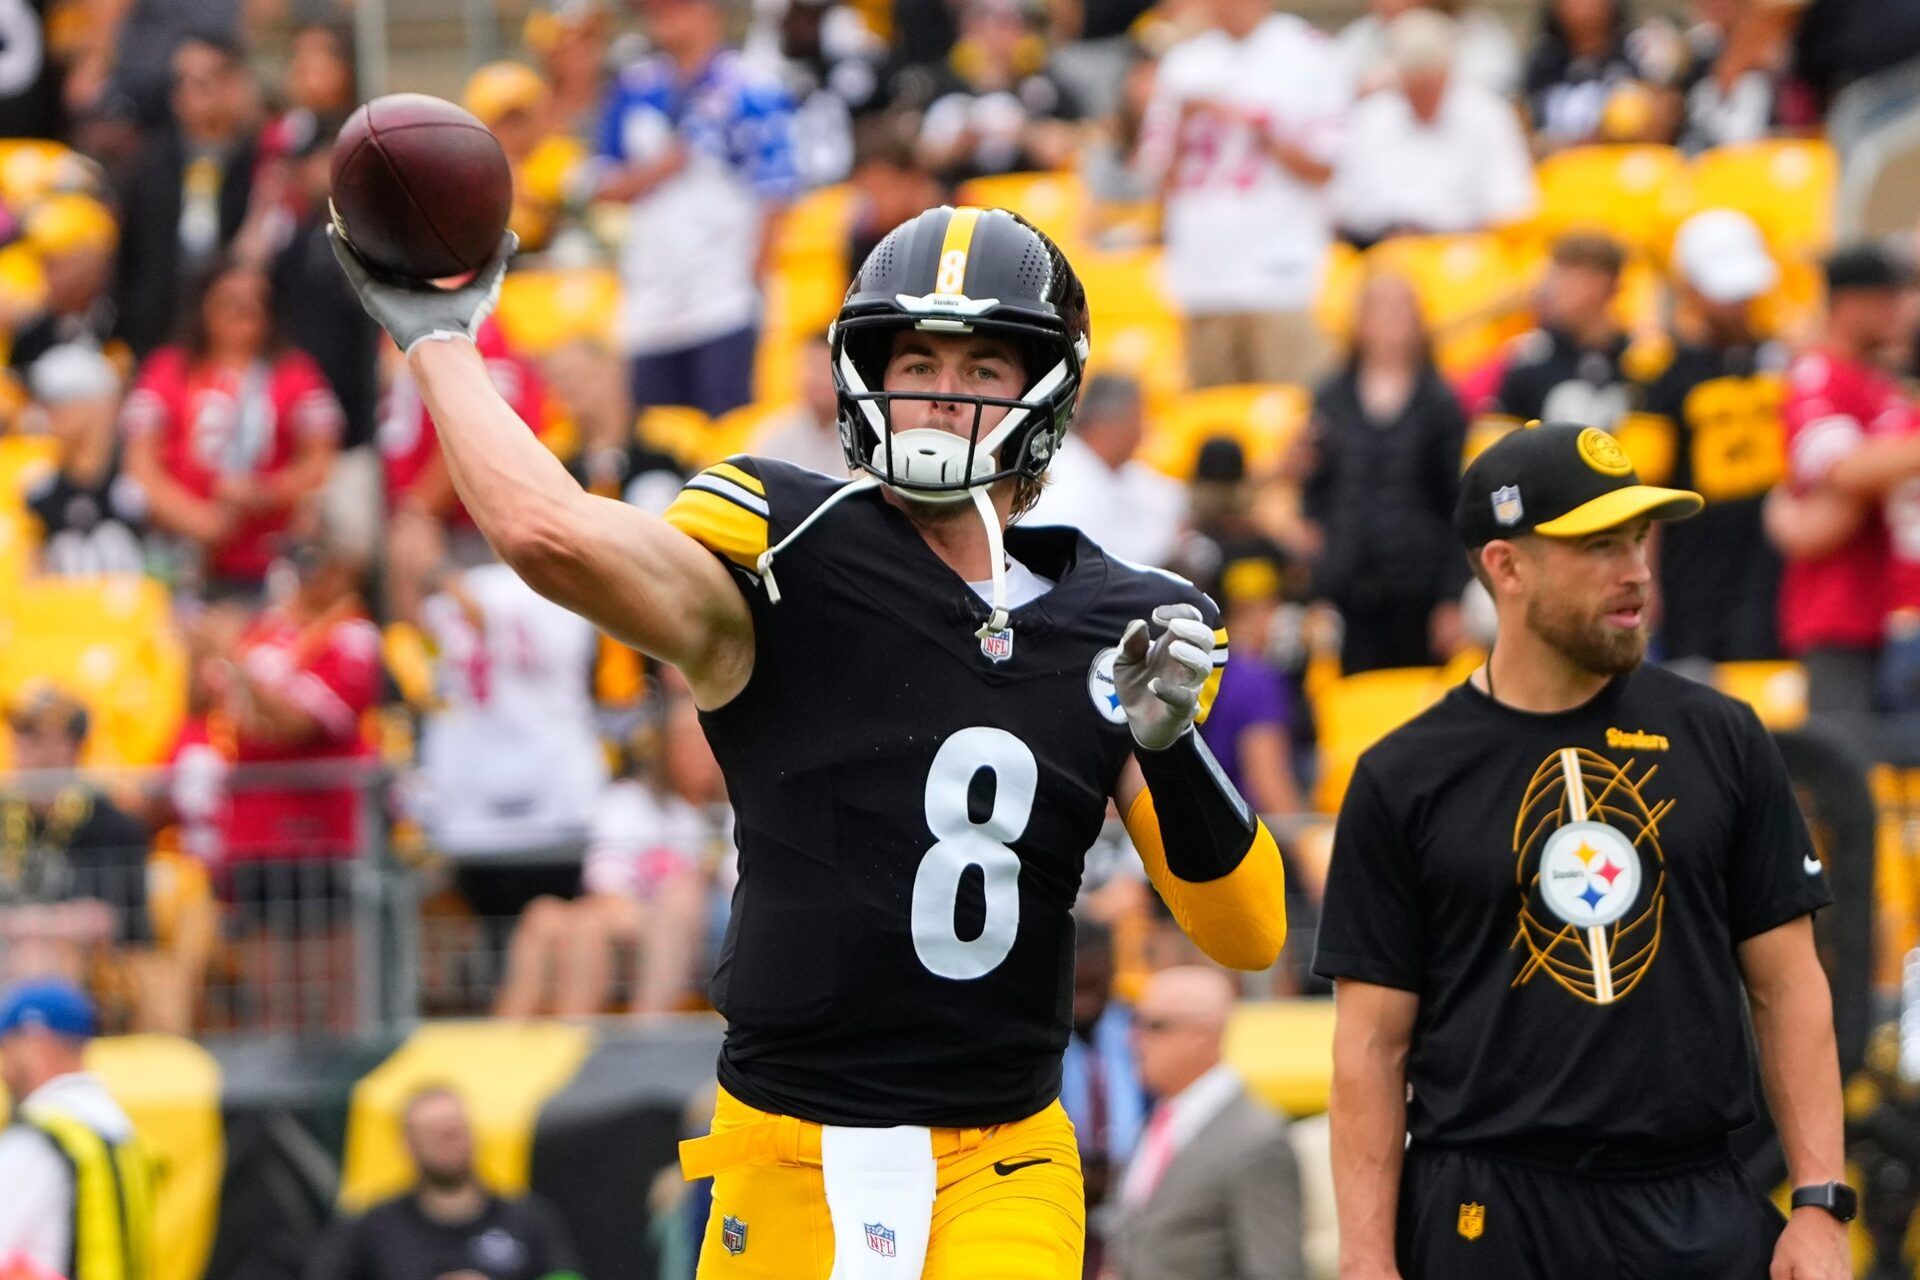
[1455,422,1702,548]
[1824,242,1915,294]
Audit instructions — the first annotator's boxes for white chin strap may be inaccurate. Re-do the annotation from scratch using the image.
[864,434,1012,639]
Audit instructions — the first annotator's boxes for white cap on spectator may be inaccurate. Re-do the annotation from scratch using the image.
[1385,8,1457,73]
[27,343,120,406]
[1673,209,1779,304]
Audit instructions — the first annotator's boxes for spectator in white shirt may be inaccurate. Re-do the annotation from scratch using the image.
[1027,374,1184,566]
[749,333,849,476]
[495,684,730,1018]
[1337,0,1524,97]
[1110,966,1306,1280]
[1136,0,1353,388]
[1333,10,1538,247]
[594,0,800,417]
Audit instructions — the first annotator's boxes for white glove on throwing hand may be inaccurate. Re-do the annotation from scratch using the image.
[1113,603,1215,751]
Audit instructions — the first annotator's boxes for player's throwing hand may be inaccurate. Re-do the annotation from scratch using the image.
[330,228,518,354]
[1113,603,1215,750]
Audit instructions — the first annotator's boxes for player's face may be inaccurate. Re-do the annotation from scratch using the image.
[882,331,1028,442]
[1522,519,1653,675]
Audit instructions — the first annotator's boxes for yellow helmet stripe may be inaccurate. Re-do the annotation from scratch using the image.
[934,206,985,296]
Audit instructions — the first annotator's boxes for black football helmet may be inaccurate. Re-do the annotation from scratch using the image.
[831,205,1092,503]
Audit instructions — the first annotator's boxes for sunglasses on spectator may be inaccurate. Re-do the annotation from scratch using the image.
[1135,1015,1201,1035]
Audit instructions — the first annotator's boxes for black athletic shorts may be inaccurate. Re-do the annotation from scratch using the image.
[1397,1141,1786,1280]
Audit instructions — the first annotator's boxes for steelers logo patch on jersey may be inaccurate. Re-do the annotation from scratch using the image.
[1087,647,1128,724]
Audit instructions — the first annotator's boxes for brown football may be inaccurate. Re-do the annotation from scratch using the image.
[330,94,513,281]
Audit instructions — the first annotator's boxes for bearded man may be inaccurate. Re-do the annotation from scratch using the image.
[1313,422,1849,1280]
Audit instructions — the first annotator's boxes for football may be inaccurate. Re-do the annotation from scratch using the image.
[329,93,513,282]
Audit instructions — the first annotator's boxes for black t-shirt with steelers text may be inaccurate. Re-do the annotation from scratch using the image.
[664,457,1225,1128]
[1313,665,1829,1155]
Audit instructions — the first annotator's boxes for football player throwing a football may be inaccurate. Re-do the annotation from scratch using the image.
[332,207,1286,1279]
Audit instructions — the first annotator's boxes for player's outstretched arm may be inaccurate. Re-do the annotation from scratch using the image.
[1112,604,1288,971]
[332,232,752,704]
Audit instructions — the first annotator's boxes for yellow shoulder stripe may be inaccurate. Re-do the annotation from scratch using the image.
[664,487,770,569]
[707,461,765,496]
[1197,625,1229,725]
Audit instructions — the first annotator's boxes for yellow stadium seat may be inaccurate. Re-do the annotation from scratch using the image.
[1530,144,1692,257]
[1314,240,1365,343]
[0,576,184,766]
[709,400,797,462]
[1311,666,1451,812]
[1228,999,1336,1116]
[1073,248,1188,403]
[0,435,55,510]
[635,404,714,469]
[0,241,47,331]
[774,183,854,271]
[765,256,847,344]
[1364,234,1531,374]
[954,172,1088,250]
[1712,660,1809,732]
[1689,140,1836,262]
[1142,383,1307,478]
[494,269,619,356]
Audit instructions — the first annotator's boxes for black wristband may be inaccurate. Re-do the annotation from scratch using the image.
[1135,729,1258,883]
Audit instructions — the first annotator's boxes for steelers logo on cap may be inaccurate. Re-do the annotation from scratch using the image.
[1576,427,1632,477]
[1538,820,1643,929]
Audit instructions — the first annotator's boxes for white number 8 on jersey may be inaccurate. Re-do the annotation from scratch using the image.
[910,727,1036,980]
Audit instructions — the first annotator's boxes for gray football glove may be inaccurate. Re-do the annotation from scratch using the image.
[1113,602,1216,751]
[328,224,517,355]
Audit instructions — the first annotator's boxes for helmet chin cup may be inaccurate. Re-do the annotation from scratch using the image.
[868,429,996,503]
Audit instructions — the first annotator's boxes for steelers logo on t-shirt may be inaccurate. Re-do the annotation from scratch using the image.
[1514,747,1669,1006]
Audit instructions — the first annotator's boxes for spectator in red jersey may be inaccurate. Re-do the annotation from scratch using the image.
[196,531,381,1030]
[121,257,344,603]
[379,318,550,624]
[1766,244,1920,744]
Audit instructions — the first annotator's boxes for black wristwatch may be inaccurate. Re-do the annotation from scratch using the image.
[1789,1181,1858,1223]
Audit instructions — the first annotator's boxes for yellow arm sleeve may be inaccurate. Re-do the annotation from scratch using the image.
[1123,786,1288,971]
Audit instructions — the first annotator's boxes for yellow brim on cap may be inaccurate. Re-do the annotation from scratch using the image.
[1532,485,1704,537]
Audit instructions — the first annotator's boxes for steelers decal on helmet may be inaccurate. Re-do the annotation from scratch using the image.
[1576,426,1633,477]
[1512,747,1669,1005]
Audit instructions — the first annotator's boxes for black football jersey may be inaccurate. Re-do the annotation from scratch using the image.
[664,458,1223,1127]
[1631,339,1789,661]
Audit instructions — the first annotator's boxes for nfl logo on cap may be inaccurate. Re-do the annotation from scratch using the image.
[1491,485,1524,527]
[865,1222,897,1257]
[722,1215,747,1256]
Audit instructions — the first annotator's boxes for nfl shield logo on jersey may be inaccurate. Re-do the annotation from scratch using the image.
[1457,1203,1485,1241]
[980,625,1015,663]
[1491,485,1524,527]
[722,1215,748,1256]
[865,1222,897,1257]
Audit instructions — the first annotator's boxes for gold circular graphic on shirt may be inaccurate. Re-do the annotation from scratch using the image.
[1576,427,1633,477]
[1513,748,1668,1006]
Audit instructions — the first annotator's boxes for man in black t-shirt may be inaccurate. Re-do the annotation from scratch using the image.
[0,682,151,983]
[312,1087,579,1280]
[1315,423,1849,1280]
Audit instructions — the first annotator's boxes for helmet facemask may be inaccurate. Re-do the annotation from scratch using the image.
[832,312,1084,507]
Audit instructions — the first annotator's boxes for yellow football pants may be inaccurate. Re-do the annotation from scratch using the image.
[680,1086,1085,1278]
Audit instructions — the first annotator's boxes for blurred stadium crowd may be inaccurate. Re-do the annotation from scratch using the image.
[1,0,1919,1272]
